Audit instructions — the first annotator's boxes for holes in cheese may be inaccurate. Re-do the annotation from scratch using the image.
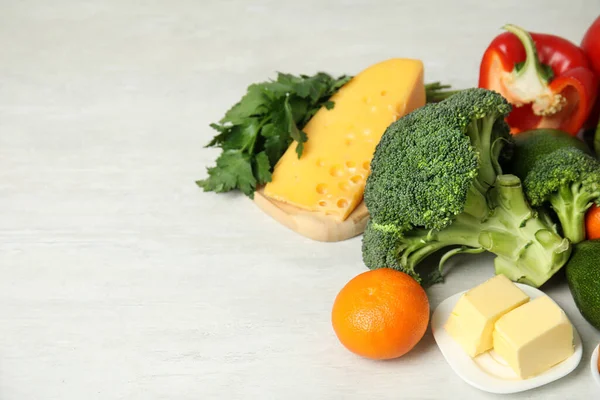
[316,184,328,195]
[264,58,426,220]
[330,165,344,177]
[337,199,348,208]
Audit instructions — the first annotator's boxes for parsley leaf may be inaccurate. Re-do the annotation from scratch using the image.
[262,123,290,166]
[254,151,272,185]
[221,84,268,125]
[283,97,308,158]
[198,71,351,197]
[196,150,256,197]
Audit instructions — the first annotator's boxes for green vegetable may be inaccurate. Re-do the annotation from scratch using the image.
[424,82,461,103]
[197,72,351,197]
[509,129,600,244]
[566,240,600,330]
[510,129,592,175]
[362,88,571,287]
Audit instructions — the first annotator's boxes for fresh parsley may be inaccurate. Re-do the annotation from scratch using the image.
[197,72,352,197]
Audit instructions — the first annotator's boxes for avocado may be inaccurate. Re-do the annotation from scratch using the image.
[509,129,593,179]
[566,240,600,330]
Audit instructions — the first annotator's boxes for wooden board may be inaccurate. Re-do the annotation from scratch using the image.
[253,187,369,242]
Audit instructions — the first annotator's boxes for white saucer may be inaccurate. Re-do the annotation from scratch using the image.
[592,344,600,388]
[431,283,582,394]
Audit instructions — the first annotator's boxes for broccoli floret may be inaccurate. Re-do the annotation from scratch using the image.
[522,147,600,244]
[362,88,571,287]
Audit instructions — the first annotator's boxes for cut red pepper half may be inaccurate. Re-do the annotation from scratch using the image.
[479,24,598,135]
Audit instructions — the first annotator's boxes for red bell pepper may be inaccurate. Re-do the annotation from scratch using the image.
[581,16,600,152]
[479,24,598,136]
[582,16,600,77]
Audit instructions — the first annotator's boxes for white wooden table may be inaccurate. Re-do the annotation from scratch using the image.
[1,1,599,399]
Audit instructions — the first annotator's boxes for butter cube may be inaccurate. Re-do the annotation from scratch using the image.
[444,275,529,357]
[493,296,574,379]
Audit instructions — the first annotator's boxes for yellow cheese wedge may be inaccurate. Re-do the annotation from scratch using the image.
[493,295,574,379]
[264,58,425,220]
[444,275,529,357]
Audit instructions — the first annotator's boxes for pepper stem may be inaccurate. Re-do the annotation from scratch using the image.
[501,24,564,116]
[503,24,551,83]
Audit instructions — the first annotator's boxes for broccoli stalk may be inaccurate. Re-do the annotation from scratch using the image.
[362,88,571,287]
[364,175,569,287]
[486,175,570,286]
[549,182,600,244]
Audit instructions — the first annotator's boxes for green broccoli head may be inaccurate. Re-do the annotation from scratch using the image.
[362,88,571,287]
[365,88,511,231]
[364,111,478,230]
[522,147,600,243]
[361,220,404,273]
[524,147,600,206]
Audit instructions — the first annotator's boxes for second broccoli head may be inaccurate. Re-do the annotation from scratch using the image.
[509,130,600,244]
[362,88,571,288]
